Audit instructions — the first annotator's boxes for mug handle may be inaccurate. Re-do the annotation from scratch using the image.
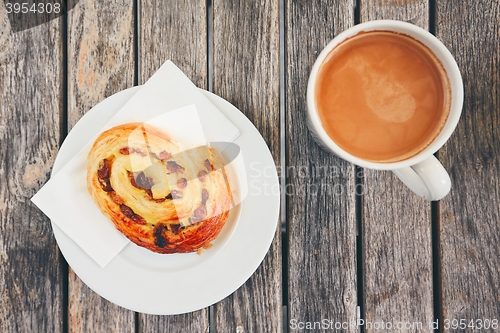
[392,155,451,201]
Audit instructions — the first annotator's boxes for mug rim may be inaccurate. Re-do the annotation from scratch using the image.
[306,19,464,170]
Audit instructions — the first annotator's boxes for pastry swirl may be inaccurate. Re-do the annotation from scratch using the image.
[87,123,232,254]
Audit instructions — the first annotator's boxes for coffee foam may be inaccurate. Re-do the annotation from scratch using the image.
[347,53,417,123]
[315,30,451,163]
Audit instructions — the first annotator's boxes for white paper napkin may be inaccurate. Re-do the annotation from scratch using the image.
[31,61,240,267]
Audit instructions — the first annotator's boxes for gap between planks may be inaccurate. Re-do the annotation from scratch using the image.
[61,1,69,333]
[428,0,443,330]
[279,0,290,332]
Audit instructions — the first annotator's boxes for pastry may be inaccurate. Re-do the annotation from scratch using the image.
[87,123,232,254]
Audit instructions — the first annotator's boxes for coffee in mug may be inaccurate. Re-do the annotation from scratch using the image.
[307,20,464,201]
[314,30,451,163]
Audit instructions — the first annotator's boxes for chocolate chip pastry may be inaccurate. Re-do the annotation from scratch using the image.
[87,123,232,254]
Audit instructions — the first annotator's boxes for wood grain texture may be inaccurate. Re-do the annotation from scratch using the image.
[139,0,208,87]
[361,172,433,331]
[360,1,434,331]
[139,312,209,333]
[436,0,500,326]
[0,5,64,333]
[139,0,209,331]
[67,0,136,331]
[67,0,135,128]
[360,0,428,28]
[213,0,281,331]
[286,0,358,330]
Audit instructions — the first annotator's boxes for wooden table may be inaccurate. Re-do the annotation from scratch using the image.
[1,0,499,332]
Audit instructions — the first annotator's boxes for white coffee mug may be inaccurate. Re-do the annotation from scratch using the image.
[307,20,463,201]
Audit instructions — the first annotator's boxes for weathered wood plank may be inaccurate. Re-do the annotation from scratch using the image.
[0,5,64,333]
[286,1,358,331]
[213,0,281,332]
[436,0,500,326]
[67,0,136,128]
[140,312,209,333]
[360,1,434,331]
[361,0,428,28]
[139,0,208,87]
[67,0,136,331]
[361,172,433,331]
[139,0,209,331]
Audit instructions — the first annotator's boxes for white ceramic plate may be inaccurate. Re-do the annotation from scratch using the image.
[51,87,280,315]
